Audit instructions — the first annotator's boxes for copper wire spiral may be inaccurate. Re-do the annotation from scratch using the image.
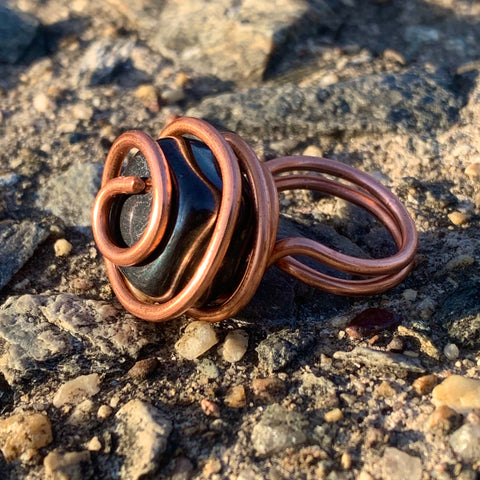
[92,116,418,322]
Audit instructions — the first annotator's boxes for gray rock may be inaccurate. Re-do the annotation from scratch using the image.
[0,295,74,383]
[0,220,48,291]
[333,347,425,373]
[256,329,314,372]
[111,0,340,84]
[77,39,135,86]
[0,5,41,64]
[381,447,422,480]
[188,70,459,141]
[449,424,480,463]
[251,404,307,456]
[435,281,480,349]
[0,294,160,384]
[36,163,103,230]
[116,400,172,480]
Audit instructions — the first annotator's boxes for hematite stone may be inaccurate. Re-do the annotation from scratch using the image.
[109,137,255,306]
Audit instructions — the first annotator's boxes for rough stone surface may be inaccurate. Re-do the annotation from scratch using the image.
[53,373,100,408]
[35,163,103,229]
[44,450,91,480]
[0,5,41,64]
[188,70,460,141]
[381,447,422,480]
[251,404,308,456]
[256,329,314,372]
[449,424,480,463]
[0,220,48,291]
[0,294,159,383]
[115,400,172,480]
[0,412,52,461]
[431,375,480,414]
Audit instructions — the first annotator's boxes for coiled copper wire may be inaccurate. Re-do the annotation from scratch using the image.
[92,116,417,322]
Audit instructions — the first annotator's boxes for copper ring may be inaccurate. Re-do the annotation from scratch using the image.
[92,116,418,322]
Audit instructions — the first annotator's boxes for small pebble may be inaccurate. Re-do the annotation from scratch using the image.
[97,405,113,420]
[54,238,73,257]
[383,48,406,65]
[33,92,55,113]
[53,374,100,408]
[72,104,93,121]
[345,308,401,339]
[175,72,190,87]
[402,289,418,302]
[448,211,469,226]
[203,457,222,477]
[135,84,160,112]
[425,405,461,432]
[432,375,480,414]
[386,336,404,352]
[374,380,396,398]
[443,343,459,360]
[44,450,90,479]
[412,374,438,395]
[324,408,343,423]
[449,424,480,463]
[87,436,102,451]
[175,322,218,360]
[302,145,323,157]
[224,385,246,408]
[68,399,94,425]
[465,162,480,179]
[162,88,185,104]
[0,412,53,461]
[341,452,352,470]
[222,330,248,363]
[128,357,159,380]
[252,377,285,402]
[200,399,220,418]
[196,358,220,379]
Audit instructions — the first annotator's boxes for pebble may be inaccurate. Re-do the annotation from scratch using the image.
[196,358,220,379]
[252,377,286,403]
[397,325,441,360]
[203,457,222,477]
[44,450,91,479]
[97,404,113,420]
[302,145,323,157]
[425,405,461,433]
[222,330,248,363]
[448,211,469,226]
[381,447,422,480]
[54,238,73,257]
[0,412,53,461]
[33,92,55,113]
[68,399,95,425]
[324,408,343,423]
[53,373,100,408]
[224,385,246,408]
[443,343,460,360]
[431,375,480,414]
[341,452,352,470]
[251,404,307,456]
[333,347,425,373]
[87,436,102,451]
[127,357,159,380]
[445,254,475,271]
[162,88,186,104]
[412,374,438,395]
[175,321,218,360]
[72,104,94,121]
[449,424,480,463]
[135,84,160,112]
[116,400,172,480]
[402,289,418,302]
[374,380,396,398]
[345,308,401,339]
[200,399,220,418]
[465,162,480,179]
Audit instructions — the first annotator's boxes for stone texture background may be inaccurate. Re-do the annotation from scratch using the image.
[0,0,479,479]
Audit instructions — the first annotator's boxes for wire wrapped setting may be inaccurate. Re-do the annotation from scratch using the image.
[92,116,418,322]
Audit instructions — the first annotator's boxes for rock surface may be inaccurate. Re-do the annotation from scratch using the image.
[380,447,422,480]
[115,400,172,480]
[431,375,480,414]
[449,424,480,463]
[0,220,48,291]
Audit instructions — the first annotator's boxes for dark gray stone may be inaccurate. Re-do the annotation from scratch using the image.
[256,329,314,372]
[188,70,460,141]
[251,404,308,456]
[35,162,103,230]
[0,220,48,291]
[435,281,480,349]
[0,5,41,64]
